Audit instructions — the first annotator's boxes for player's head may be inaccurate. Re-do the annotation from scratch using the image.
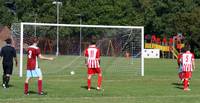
[5,38,12,44]
[185,46,191,51]
[90,40,96,45]
[32,37,39,45]
[182,46,191,52]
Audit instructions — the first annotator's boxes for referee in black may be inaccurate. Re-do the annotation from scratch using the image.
[0,38,18,88]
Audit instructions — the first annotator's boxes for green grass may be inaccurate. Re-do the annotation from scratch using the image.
[0,56,200,103]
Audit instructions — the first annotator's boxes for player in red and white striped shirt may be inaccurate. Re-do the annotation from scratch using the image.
[181,47,195,91]
[84,41,102,91]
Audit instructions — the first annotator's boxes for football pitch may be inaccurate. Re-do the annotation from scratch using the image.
[0,56,200,103]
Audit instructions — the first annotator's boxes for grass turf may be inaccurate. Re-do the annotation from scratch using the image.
[0,56,200,103]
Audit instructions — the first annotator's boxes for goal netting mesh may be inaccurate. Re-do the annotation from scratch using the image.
[11,23,144,78]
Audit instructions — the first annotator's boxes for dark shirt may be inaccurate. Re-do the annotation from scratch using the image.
[0,45,16,64]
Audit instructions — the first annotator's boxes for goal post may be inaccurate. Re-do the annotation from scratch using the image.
[18,22,144,77]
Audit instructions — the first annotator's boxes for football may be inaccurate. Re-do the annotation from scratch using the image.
[70,71,75,75]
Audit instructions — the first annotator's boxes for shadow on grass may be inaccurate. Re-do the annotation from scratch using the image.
[171,83,183,90]
[28,91,38,94]
[171,83,182,86]
[81,86,96,90]
[26,91,48,95]
[175,86,184,89]
[8,84,14,88]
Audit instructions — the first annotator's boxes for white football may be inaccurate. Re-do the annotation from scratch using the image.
[70,71,75,75]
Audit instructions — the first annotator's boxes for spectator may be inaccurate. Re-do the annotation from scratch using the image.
[162,36,167,46]
[151,34,156,44]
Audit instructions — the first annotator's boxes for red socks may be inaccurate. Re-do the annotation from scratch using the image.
[38,80,42,93]
[183,79,188,89]
[88,75,102,90]
[24,80,42,94]
[87,79,91,89]
[24,83,28,94]
[98,76,102,88]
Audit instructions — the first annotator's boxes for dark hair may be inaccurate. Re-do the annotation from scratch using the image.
[184,41,191,51]
[185,46,191,51]
[90,40,96,45]
[182,46,191,52]
[32,37,39,44]
[5,38,12,44]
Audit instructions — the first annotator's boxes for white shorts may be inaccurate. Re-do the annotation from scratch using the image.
[26,68,42,78]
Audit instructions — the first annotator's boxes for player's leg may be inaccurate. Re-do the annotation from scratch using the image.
[178,64,183,83]
[87,68,94,91]
[24,70,32,95]
[178,72,184,84]
[87,74,92,91]
[38,76,43,94]
[5,64,13,88]
[183,78,190,91]
[97,68,102,90]
[24,77,31,95]
[5,74,11,88]
[2,63,12,88]
[178,72,182,80]
[2,74,6,88]
[35,68,44,95]
[183,72,190,91]
[2,63,7,88]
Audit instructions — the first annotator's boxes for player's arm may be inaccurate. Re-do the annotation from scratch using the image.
[85,57,88,66]
[14,49,18,67]
[192,60,195,70]
[192,54,195,70]
[84,49,88,66]
[97,58,100,65]
[39,54,54,60]
[96,49,100,64]
[14,57,18,67]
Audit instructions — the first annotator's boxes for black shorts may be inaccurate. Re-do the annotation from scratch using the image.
[3,62,13,75]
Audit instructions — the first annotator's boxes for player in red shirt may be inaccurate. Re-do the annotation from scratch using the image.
[151,34,156,44]
[169,38,173,46]
[177,52,183,82]
[24,38,54,95]
[162,36,167,46]
[84,41,102,91]
[156,37,161,45]
[181,47,195,91]
[168,37,173,51]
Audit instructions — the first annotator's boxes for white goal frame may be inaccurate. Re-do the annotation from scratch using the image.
[20,22,144,77]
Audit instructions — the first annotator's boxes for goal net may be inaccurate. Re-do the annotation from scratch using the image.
[11,23,144,77]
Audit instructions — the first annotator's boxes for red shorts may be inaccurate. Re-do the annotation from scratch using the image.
[183,71,192,79]
[88,68,101,74]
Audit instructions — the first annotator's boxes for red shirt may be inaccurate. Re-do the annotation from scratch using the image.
[169,38,173,45]
[85,45,100,68]
[151,35,156,42]
[27,45,41,70]
[156,37,161,44]
[177,53,182,65]
[162,37,167,43]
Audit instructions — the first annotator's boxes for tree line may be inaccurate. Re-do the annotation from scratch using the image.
[0,0,200,54]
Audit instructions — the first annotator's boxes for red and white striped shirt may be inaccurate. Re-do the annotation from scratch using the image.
[181,51,195,72]
[84,45,100,68]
